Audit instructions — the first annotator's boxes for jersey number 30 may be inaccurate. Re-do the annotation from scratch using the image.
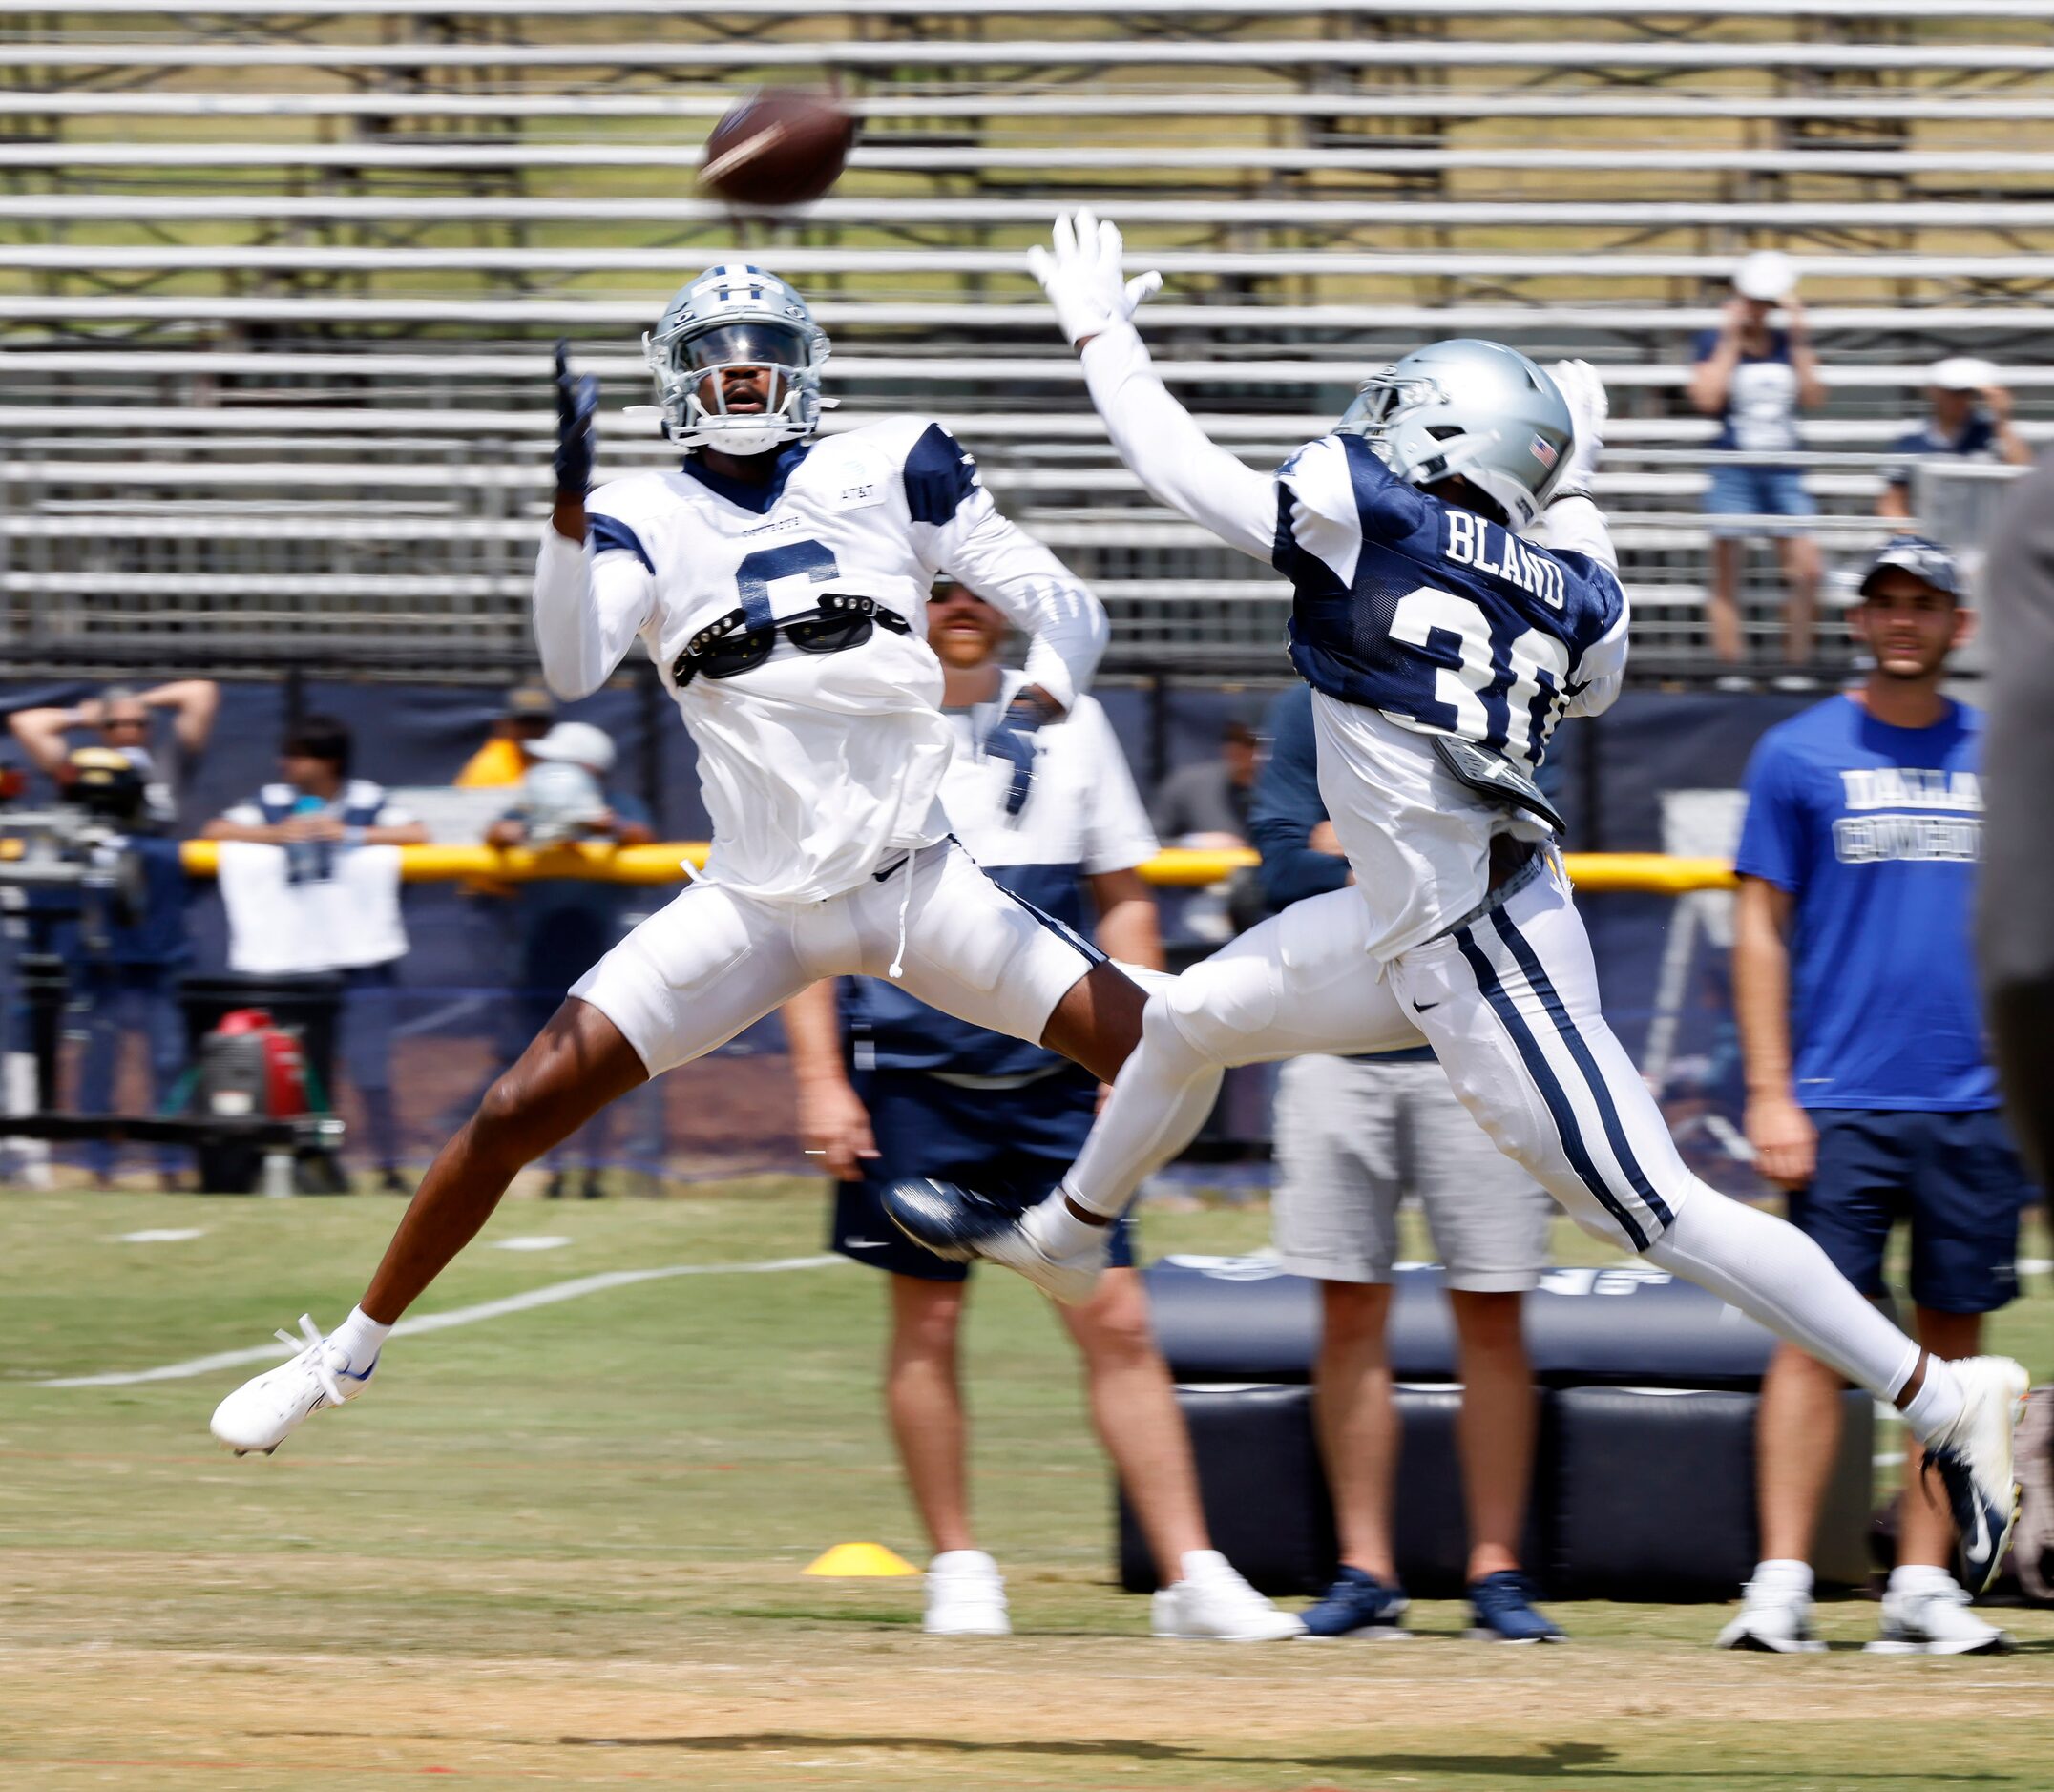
[1389,586,1571,761]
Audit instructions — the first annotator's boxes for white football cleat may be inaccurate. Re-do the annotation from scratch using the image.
[1151,1552,1304,1641]
[1922,1355,2030,1594]
[923,1550,1011,1636]
[1867,1576,2015,1657]
[209,1314,376,1455]
[1714,1578,1825,1654]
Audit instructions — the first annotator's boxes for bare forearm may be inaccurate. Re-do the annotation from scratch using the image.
[1733,885,1794,1097]
[781,979,849,1088]
[9,709,75,775]
[1091,884,1163,971]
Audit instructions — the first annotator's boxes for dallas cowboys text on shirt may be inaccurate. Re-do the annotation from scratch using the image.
[1832,766,1982,865]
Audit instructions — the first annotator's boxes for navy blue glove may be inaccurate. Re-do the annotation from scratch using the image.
[982,696,1049,821]
[553,339,599,497]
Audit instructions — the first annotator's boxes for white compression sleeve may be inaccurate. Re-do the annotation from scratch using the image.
[533,527,656,699]
[1079,323,1279,562]
[1059,992,1225,1218]
[1642,1186,1961,1435]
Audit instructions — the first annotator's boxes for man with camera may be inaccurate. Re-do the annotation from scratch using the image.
[8,680,220,829]
[0,746,195,1185]
[1876,358,2034,522]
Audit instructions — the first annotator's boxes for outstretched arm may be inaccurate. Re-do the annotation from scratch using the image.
[1033,211,1276,561]
[533,342,657,699]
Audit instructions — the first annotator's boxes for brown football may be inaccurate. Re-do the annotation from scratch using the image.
[700,88,855,208]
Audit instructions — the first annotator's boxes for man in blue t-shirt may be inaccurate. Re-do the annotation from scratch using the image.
[1877,357,2032,522]
[1689,254,1826,677]
[1721,535,2031,1657]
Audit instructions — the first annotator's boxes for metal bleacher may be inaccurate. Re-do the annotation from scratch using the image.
[0,3,2046,678]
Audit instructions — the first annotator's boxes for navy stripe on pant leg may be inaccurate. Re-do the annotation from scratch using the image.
[996,884,1108,969]
[1487,906,1675,1231]
[1454,924,1651,1252]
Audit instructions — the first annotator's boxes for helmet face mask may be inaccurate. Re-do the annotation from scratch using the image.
[1337,339,1572,532]
[644,264,829,456]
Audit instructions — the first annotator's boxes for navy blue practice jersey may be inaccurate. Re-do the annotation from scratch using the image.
[1272,433,1628,768]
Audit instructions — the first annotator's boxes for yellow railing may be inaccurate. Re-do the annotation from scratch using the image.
[174,841,1739,893]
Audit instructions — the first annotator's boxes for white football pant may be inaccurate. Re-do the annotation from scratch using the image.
[1064,861,1929,1413]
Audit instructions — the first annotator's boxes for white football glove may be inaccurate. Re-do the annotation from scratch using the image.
[1549,358,1607,498]
[1026,209,1163,348]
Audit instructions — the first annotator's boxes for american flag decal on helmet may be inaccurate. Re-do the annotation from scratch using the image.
[1530,435,1560,469]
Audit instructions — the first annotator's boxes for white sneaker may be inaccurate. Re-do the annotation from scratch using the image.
[209,1315,376,1455]
[1868,1576,2015,1656]
[1714,1578,1825,1654]
[923,1550,1010,1636]
[1151,1551,1304,1640]
[1923,1356,2030,1594]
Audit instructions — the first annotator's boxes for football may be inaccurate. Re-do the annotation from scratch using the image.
[700,87,856,207]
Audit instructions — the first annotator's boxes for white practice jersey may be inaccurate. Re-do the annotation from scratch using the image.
[533,417,1108,902]
[1079,321,1628,957]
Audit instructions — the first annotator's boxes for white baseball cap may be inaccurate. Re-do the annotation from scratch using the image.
[526,719,616,775]
[1732,250,1797,302]
[1930,355,1998,391]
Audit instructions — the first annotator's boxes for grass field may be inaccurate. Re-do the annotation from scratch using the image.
[5,1181,2052,1792]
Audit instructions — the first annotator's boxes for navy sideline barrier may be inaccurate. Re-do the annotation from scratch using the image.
[1118,1259,1874,1600]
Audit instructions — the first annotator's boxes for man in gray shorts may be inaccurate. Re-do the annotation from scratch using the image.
[1254,684,1561,1643]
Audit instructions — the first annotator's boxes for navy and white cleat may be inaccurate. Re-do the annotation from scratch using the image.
[1468,1571,1566,1643]
[1922,1355,2029,1594]
[881,1180,1110,1305]
[209,1314,376,1456]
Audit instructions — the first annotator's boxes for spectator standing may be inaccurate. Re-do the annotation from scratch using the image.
[65,748,195,1185]
[202,715,429,1191]
[1690,251,1827,679]
[781,582,1297,1642]
[1250,683,1562,1643]
[485,720,654,1199]
[9,679,220,827]
[455,682,557,789]
[1723,536,2030,1656]
[1877,358,2034,522]
[1150,707,1260,847]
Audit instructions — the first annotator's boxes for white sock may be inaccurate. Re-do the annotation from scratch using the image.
[1643,1187,1930,1408]
[1750,1558,1813,1596]
[328,1305,392,1368]
[1062,996,1225,1218]
[1887,1562,1957,1596]
[1026,1189,1111,1260]
[1899,1357,1965,1444]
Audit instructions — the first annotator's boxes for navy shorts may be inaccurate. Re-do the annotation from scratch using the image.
[1791,1109,2031,1316]
[832,1063,1135,1282]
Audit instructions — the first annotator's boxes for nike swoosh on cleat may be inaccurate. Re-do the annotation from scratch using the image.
[1412,1000,1439,1012]
[843,1240,889,1250]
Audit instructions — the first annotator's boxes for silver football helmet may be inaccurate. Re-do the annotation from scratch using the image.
[643,262,830,455]
[1338,339,1573,532]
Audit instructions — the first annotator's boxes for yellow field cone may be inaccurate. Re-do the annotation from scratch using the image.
[803,1541,919,1577]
